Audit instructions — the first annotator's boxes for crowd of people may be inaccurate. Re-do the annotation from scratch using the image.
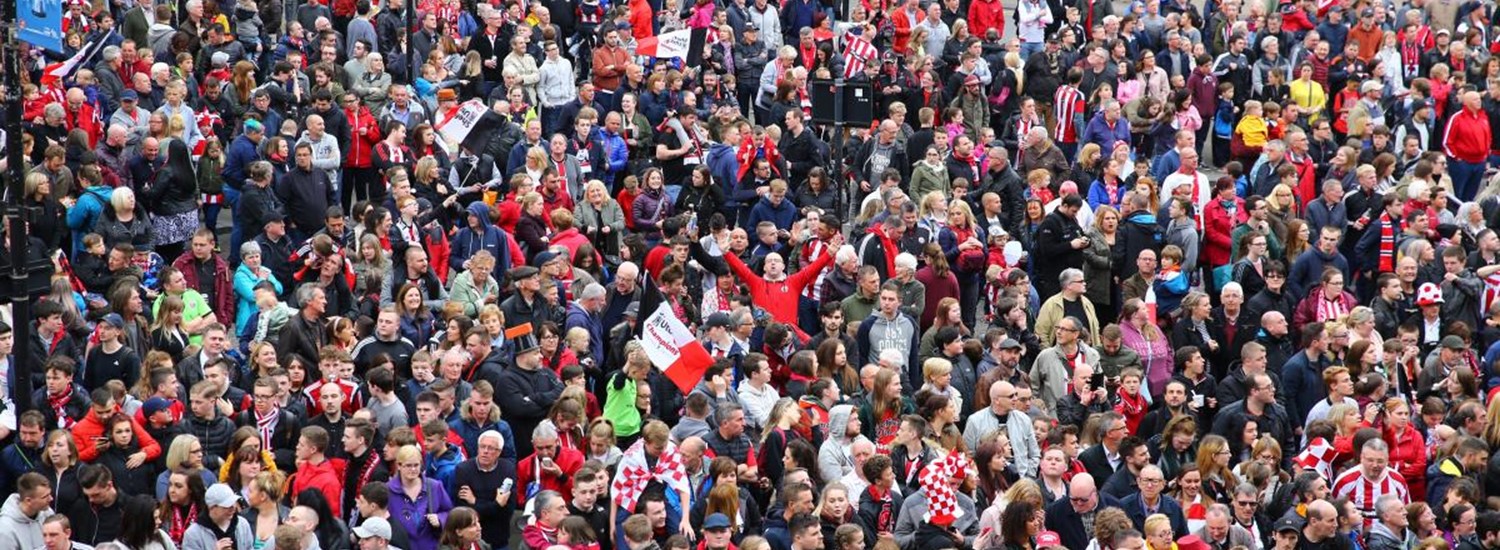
[7,0,1500,549]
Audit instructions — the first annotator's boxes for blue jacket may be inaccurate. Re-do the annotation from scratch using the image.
[600,129,628,176]
[233,263,284,334]
[0,443,42,499]
[1080,112,1131,157]
[1121,492,1189,539]
[426,443,466,494]
[450,201,511,272]
[1282,350,1330,426]
[708,143,741,208]
[448,417,517,460]
[1287,247,1350,300]
[66,186,113,255]
[1086,179,1127,210]
[747,195,799,231]
[222,134,261,190]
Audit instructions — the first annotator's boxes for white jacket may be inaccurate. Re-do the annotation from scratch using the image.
[538,57,577,108]
[0,494,52,550]
[747,5,781,50]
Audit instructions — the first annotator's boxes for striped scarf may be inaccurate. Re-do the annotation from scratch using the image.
[1316,292,1348,322]
[1483,271,1500,314]
[1378,213,1399,273]
[255,408,278,449]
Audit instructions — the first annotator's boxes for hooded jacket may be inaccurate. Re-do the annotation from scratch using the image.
[0,493,52,550]
[1286,247,1350,300]
[292,458,347,517]
[816,404,872,484]
[450,202,511,273]
[856,310,921,373]
[746,195,799,233]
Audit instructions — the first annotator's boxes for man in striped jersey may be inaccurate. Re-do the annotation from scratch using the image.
[1052,68,1086,160]
[1330,439,1410,526]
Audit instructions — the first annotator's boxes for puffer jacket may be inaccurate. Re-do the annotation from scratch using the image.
[0,494,51,550]
[93,206,152,250]
[908,161,950,202]
[186,412,237,470]
[631,189,673,237]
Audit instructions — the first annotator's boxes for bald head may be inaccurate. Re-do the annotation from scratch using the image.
[990,381,1015,413]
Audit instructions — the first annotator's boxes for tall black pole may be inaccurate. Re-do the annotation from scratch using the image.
[5,3,36,414]
[404,0,413,85]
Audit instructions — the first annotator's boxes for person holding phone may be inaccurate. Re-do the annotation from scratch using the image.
[1056,363,1112,429]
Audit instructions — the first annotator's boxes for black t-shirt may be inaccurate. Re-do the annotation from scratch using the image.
[1061,297,1088,329]
[657,129,689,186]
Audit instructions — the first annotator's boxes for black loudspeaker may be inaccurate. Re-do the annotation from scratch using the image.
[809,79,875,127]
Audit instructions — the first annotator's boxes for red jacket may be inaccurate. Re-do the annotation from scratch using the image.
[74,406,163,463]
[967,0,1005,40]
[1201,197,1246,267]
[1444,106,1491,163]
[344,106,382,168]
[66,103,102,148]
[1383,423,1427,499]
[724,248,835,331]
[172,252,236,325]
[1292,287,1360,329]
[292,458,347,517]
[516,447,585,498]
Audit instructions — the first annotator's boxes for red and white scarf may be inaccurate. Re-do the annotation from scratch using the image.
[611,439,689,512]
[1316,291,1348,322]
[1378,213,1399,273]
[169,504,198,544]
[48,391,75,429]
[255,408,279,449]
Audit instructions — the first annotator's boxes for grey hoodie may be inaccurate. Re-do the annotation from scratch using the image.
[817,404,872,484]
[0,493,52,550]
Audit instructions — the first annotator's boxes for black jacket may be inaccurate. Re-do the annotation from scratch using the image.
[778,127,824,189]
[235,408,302,471]
[275,166,333,234]
[1033,210,1087,298]
[276,312,328,373]
[495,366,564,457]
[186,413,237,470]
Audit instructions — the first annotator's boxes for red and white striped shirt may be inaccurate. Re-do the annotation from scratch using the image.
[799,237,832,301]
[843,35,878,79]
[1330,466,1409,524]
[1053,85,1085,144]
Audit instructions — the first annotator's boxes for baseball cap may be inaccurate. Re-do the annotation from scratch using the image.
[704,513,732,531]
[1274,516,1304,533]
[205,484,239,508]
[101,313,125,328]
[705,312,732,329]
[353,517,393,540]
[120,89,138,101]
[1036,532,1063,549]
[142,396,173,418]
[1441,335,1467,350]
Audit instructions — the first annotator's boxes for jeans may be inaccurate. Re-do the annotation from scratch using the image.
[1452,159,1486,202]
[224,185,243,269]
[1021,41,1044,61]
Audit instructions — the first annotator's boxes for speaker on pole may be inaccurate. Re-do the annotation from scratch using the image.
[809,79,875,127]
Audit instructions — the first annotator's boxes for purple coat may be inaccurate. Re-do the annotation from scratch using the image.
[386,477,453,550]
[1080,112,1132,158]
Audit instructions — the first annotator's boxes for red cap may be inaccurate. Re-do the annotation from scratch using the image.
[1036,532,1063,548]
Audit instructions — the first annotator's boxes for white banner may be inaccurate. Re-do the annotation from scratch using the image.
[437,99,489,146]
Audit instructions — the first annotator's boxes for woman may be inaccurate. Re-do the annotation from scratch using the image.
[916,244,961,331]
[975,480,1045,550]
[1000,500,1040,550]
[858,369,915,449]
[1384,398,1427,499]
[909,147,951,203]
[448,251,499,319]
[632,168,674,246]
[145,139,201,261]
[1231,230,1271,299]
[1172,291,1226,374]
[815,339,859,400]
[759,398,805,489]
[24,172,65,252]
[509,191,550,260]
[96,413,158,498]
[436,508,488,550]
[1172,466,1209,533]
[918,299,971,363]
[675,165,723,220]
[1293,268,1359,329]
[395,282,438,347]
[1083,205,1123,322]
[1409,502,1443,540]
[329,316,358,352]
[1345,339,1381,380]
[1120,298,1174,398]
[160,469,208,545]
[574,180,626,260]
[95,186,153,251]
[796,167,842,216]
[1156,415,1198,480]
[234,242,283,335]
[974,439,1016,510]
[388,445,453,550]
[149,295,193,363]
[115,495,176,550]
[412,126,451,171]
[1290,62,1327,124]
[39,429,83,507]
[244,470,289,550]
[353,233,391,298]
[538,322,578,375]
[1195,435,1238,504]
[816,483,854,550]
[1144,514,1176,550]
[938,201,988,330]
[1088,158,1128,211]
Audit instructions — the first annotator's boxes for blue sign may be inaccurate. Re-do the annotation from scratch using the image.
[18,0,64,52]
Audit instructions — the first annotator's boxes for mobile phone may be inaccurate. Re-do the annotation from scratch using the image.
[1090,371,1105,391]
[499,479,514,494]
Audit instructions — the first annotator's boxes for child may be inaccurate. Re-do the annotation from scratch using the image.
[1153,244,1190,316]
[983,265,1008,324]
[1113,367,1149,434]
[1263,102,1284,141]
[1211,82,1237,168]
[943,107,966,144]
[73,233,111,297]
[1332,78,1360,138]
[404,349,437,400]
[250,284,296,344]
[1024,168,1055,205]
[1232,100,1267,168]
[21,84,46,123]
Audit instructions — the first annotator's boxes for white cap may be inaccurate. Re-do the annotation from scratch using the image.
[353,517,393,541]
[205,484,239,508]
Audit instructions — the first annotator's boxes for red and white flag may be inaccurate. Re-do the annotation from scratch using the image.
[640,301,713,394]
[635,28,695,59]
[843,34,878,78]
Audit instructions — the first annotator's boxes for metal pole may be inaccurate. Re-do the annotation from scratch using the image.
[404,0,413,85]
[831,77,847,219]
[4,11,36,414]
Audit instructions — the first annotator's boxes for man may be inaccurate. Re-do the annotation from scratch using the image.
[1367,494,1416,550]
[340,418,389,519]
[1284,323,1333,426]
[501,266,560,331]
[1196,504,1257,550]
[0,473,52,550]
[180,485,253,550]
[450,428,516,549]
[1101,436,1151,499]
[1425,436,1486,510]
[962,381,1040,476]
[39,516,87,550]
[496,325,563,457]
[764,484,816,550]
[522,490,570,550]
[277,284,329,366]
[1034,195,1089,299]
[0,412,45,499]
[1160,147,1211,224]
[277,143,336,243]
[1444,90,1490,201]
[1035,268,1100,347]
[702,403,760,481]
[67,464,129,545]
[567,467,608,550]
[1331,440,1411,522]
[855,282,920,372]
[1121,465,1189,536]
[291,426,345,517]
[701,513,735,550]
[1299,501,1350,550]
[352,516,396,550]
[1055,363,1112,428]
[1045,474,1120,550]
[383,247,449,312]
[352,308,417,373]
[235,378,301,472]
[1031,316,1102,411]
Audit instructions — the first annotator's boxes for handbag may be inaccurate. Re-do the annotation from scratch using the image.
[1212,263,1234,291]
